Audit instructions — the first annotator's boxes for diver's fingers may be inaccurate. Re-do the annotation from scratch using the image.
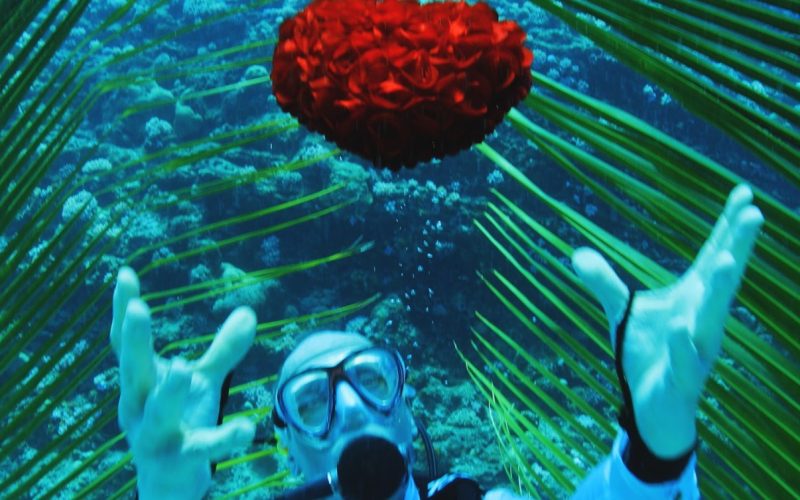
[119,299,158,416]
[142,358,192,443]
[692,185,753,281]
[694,251,736,361]
[728,204,764,281]
[111,267,140,360]
[572,247,630,346]
[694,203,762,360]
[196,306,256,382]
[183,418,256,463]
[141,358,192,440]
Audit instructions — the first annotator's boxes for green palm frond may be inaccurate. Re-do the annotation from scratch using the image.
[527,0,799,184]
[1,1,372,497]
[467,1,798,498]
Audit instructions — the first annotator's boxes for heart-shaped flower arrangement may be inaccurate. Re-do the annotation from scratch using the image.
[271,0,533,170]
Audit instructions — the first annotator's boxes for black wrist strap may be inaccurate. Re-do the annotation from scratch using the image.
[614,291,695,484]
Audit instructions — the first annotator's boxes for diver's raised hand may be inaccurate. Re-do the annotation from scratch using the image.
[571,184,763,460]
[110,267,257,500]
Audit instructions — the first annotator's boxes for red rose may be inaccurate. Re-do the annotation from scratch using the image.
[271,0,533,170]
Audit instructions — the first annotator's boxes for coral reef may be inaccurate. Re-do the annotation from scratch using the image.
[212,262,282,318]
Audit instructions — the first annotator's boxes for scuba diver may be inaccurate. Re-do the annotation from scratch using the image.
[110,184,763,499]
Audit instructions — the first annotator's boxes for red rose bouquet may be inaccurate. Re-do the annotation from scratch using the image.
[271,0,533,170]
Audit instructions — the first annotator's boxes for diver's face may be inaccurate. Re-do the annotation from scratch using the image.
[277,337,416,482]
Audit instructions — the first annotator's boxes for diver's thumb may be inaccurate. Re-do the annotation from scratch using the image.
[183,418,256,463]
[572,247,630,333]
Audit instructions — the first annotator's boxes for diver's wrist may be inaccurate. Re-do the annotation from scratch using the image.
[621,418,695,484]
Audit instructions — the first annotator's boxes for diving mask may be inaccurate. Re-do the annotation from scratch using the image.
[273,347,406,439]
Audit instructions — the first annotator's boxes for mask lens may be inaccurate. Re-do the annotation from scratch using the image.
[281,370,330,435]
[346,349,401,409]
